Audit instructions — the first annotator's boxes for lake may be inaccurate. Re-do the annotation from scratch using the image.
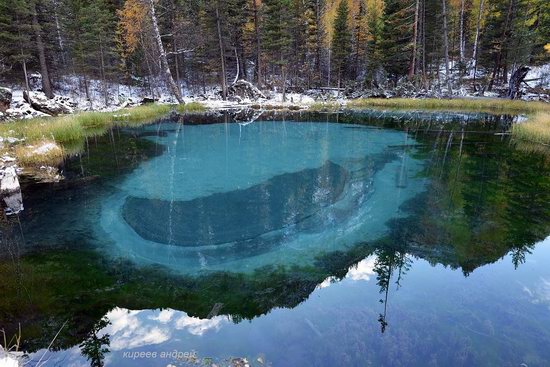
[1,110,549,366]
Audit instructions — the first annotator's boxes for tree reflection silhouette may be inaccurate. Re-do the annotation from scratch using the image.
[79,317,111,367]
[373,246,411,333]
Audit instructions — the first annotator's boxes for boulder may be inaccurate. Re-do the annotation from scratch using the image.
[227,80,266,100]
[6,99,50,119]
[23,90,75,116]
[0,166,20,195]
[0,87,12,112]
[0,165,23,215]
[141,97,158,104]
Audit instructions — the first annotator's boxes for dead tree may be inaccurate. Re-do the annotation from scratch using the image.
[508,66,529,99]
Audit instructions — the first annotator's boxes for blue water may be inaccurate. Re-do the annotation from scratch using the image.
[30,237,550,366]
[99,122,425,273]
[2,114,550,367]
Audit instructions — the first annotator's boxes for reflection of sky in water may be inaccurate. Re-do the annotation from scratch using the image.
[29,237,550,366]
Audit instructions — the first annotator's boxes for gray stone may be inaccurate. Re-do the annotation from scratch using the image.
[23,90,74,116]
[0,87,12,112]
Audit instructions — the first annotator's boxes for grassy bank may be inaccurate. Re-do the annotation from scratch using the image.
[347,97,550,146]
[512,112,550,146]
[347,97,550,115]
[0,102,205,167]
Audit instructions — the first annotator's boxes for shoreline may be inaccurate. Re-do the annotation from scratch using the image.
[0,97,548,193]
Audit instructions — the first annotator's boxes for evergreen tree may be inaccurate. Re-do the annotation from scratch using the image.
[263,0,292,98]
[0,0,33,88]
[365,0,384,86]
[351,0,368,80]
[381,0,415,82]
[331,0,351,88]
[304,1,322,86]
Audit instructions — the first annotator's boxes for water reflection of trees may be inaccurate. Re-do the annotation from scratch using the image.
[79,317,110,367]
[372,247,411,333]
[1,113,549,352]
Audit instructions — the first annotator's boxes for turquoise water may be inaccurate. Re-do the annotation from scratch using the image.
[100,122,424,273]
[1,112,549,367]
[35,237,550,366]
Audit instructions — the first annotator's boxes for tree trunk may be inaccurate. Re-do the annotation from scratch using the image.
[421,0,427,86]
[18,26,30,92]
[53,0,66,65]
[489,0,515,89]
[459,0,465,63]
[215,2,227,100]
[315,0,322,84]
[22,59,30,92]
[31,1,53,99]
[471,0,484,79]
[408,0,420,79]
[281,65,287,102]
[99,37,108,106]
[148,0,183,103]
[441,0,452,93]
[252,0,262,85]
[507,66,529,99]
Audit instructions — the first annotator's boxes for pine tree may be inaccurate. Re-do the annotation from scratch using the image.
[31,0,55,98]
[304,2,321,86]
[381,0,415,82]
[263,0,292,98]
[0,0,33,88]
[331,0,351,89]
[351,0,368,80]
[365,0,384,86]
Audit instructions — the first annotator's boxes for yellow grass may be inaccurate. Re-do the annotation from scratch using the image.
[347,98,550,115]
[14,139,64,167]
[512,112,550,145]
[348,97,550,147]
[0,102,205,168]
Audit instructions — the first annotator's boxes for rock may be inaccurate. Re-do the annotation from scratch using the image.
[141,97,157,104]
[0,353,21,367]
[6,99,50,120]
[0,166,20,195]
[227,80,266,100]
[0,166,23,215]
[0,87,12,112]
[2,191,23,216]
[23,90,74,116]
[119,97,140,109]
[28,72,43,90]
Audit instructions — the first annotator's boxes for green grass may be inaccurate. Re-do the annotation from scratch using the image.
[175,101,207,113]
[0,102,205,168]
[347,97,550,115]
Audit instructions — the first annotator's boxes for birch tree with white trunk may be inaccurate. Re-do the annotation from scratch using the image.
[147,0,184,104]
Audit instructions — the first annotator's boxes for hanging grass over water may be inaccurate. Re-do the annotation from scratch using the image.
[512,112,550,146]
[348,98,550,149]
[14,139,64,167]
[347,98,550,115]
[0,103,205,167]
